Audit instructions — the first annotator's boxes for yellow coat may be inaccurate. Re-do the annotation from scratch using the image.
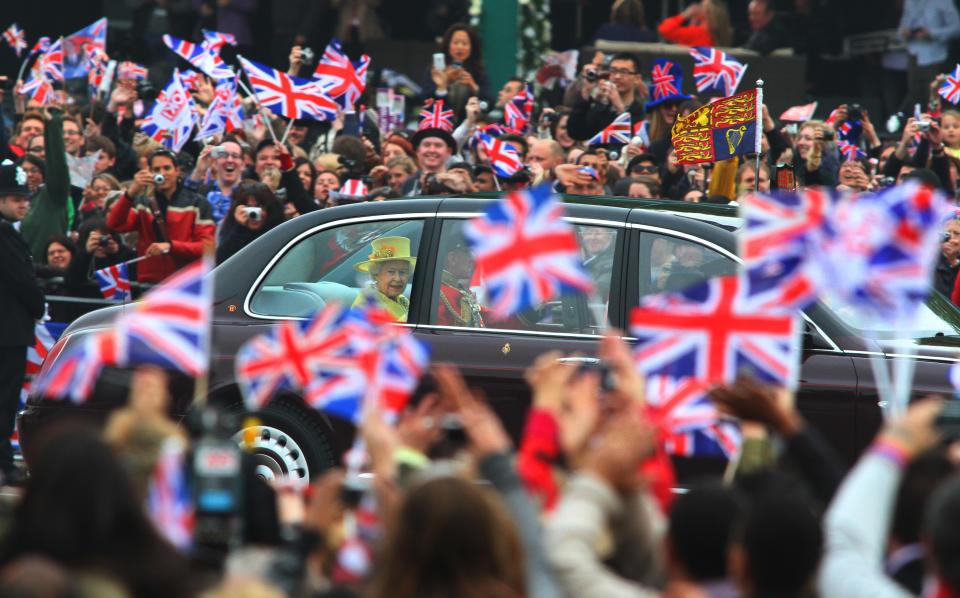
[352,285,409,322]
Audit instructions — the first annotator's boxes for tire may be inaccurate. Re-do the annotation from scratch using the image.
[233,395,336,488]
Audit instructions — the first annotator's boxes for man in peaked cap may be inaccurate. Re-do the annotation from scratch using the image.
[0,160,44,484]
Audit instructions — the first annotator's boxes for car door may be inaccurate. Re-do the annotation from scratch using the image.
[626,218,862,464]
[411,210,628,442]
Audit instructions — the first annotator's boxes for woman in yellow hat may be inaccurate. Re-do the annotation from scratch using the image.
[353,236,417,322]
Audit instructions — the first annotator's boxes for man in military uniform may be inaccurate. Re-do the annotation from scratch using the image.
[0,160,44,484]
[437,238,485,328]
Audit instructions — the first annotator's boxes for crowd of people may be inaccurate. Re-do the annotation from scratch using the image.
[3,0,960,596]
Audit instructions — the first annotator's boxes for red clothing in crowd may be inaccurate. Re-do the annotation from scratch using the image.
[107,186,215,283]
[657,14,714,46]
[517,406,677,514]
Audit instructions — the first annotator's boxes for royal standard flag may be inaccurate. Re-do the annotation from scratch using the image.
[672,89,761,165]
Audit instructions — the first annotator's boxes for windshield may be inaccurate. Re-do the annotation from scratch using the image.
[820,290,960,340]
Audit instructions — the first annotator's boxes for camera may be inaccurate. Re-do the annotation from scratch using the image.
[185,406,244,566]
[97,235,111,247]
[846,104,863,122]
[451,60,463,70]
[576,361,618,392]
[245,206,262,221]
[153,173,165,185]
[878,176,896,188]
[299,47,315,66]
[916,120,931,132]
[541,111,560,126]
[584,68,599,83]
[477,100,489,112]
[821,129,834,142]
[210,145,227,159]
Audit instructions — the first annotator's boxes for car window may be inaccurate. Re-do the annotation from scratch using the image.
[640,232,736,298]
[249,219,425,319]
[429,220,617,334]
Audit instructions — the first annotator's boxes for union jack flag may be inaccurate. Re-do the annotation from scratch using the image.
[340,179,368,196]
[20,321,56,404]
[837,139,866,160]
[504,83,534,132]
[825,183,950,326]
[236,303,358,410]
[418,99,454,132]
[146,437,194,553]
[463,185,596,319]
[651,59,681,102]
[163,34,234,80]
[196,75,243,139]
[178,69,200,90]
[201,29,237,53]
[117,61,147,80]
[479,133,524,177]
[39,37,64,82]
[19,76,53,105]
[740,187,834,311]
[780,101,818,122]
[645,375,741,458]
[307,300,428,416]
[28,36,49,58]
[239,56,338,121]
[35,255,213,403]
[940,64,960,105]
[3,23,26,57]
[631,274,800,387]
[688,47,746,97]
[109,255,213,375]
[313,38,370,109]
[140,69,198,153]
[95,262,132,301]
[587,112,632,145]
[466,123,520,152]
[837,120,862,143]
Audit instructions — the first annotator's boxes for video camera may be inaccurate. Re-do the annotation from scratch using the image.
[186,405,245,567]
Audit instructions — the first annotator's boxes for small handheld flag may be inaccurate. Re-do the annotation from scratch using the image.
[463,184,595,319]
[688,47,746,97]
[479,133,524,177]
[939,65,960,105]
[94,262,132,301]
[3,23,26,57]
[587,112,632,145]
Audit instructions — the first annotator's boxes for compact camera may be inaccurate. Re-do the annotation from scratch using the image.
[299,47,315,66]
[916,120,931,132]
[210,145,227,159]
[97,235,111,247]
[245,206,262,221]
[846,104,863,121]
[153,173,165,185]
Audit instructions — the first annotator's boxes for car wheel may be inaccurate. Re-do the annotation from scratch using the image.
[233,396,336,489]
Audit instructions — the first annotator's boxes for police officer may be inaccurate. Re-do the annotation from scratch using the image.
[0,160,44,483]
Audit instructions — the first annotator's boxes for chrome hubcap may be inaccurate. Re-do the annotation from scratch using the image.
[233,425,310,488]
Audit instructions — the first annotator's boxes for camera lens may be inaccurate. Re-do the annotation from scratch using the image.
[585,69,597,83]
[153,173,165,185]
[477,100,489,112]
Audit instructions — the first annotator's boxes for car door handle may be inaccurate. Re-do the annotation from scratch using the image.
[556,357,600,365]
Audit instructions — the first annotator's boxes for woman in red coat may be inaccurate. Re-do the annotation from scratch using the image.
[658,0,734,47]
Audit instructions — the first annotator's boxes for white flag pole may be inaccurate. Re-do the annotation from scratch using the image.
[235,55,279,145]
[754,78,763,192]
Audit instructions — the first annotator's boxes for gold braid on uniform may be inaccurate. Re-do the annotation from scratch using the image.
[440,271,484,327]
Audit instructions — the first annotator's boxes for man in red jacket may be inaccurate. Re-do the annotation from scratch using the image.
[107,148,215,283]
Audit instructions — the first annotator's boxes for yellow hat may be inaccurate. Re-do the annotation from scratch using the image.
[354,236,417,272]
